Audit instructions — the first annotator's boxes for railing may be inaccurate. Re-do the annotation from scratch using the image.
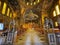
[0,35,7,45]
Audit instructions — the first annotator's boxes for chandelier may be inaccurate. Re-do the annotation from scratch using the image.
[24,0,40,5]
[24,10,38,20]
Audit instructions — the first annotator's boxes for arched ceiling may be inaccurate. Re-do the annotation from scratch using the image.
[7,0,59,21]
[7,0,20,12]
[17,0,58,16]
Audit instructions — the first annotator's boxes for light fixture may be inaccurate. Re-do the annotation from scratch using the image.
[34,2,36,5]
[53,10,56,17]
[13,13,16,18]
[0,1,1,6]
[25,10,38,20]
[10,12,12,18]
[31,2,32,5]
[37,0,40,3]
[55,22,58,26]
[25,0,40,6]
[27,2,29,5]
[55,5,60,15]
[2,2,7,15]
[7,8,10,16]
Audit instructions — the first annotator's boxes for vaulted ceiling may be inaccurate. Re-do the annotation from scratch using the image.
[7,0,59,20]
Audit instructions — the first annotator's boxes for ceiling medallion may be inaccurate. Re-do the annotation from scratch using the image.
[24,0,40,5]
